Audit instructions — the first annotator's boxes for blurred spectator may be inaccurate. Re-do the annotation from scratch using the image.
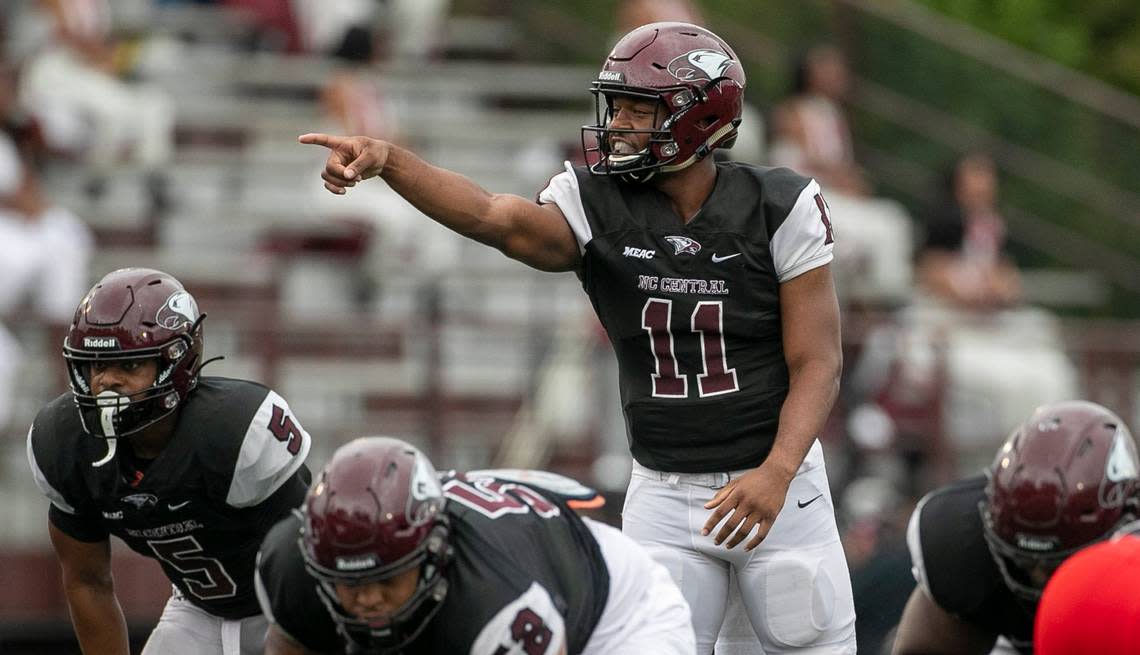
[224,0,302,52]
[290,0,376,59]
[0,132,93,433]
[320,70,395,139]
[769,44,868,195]
[384,0,450,62]
[917,152,1021,310]
[847,153,1076,483]
[300,65,462,313]
[767,43,918,308]
[15,0,175,213]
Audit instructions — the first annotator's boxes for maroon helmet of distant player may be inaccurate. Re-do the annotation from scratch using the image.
[582,21,746,182]
[63,268,206,439]
[981,400,1140,601]
[300,437,452,653]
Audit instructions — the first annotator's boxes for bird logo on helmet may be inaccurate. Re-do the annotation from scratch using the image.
[667,49,737,82]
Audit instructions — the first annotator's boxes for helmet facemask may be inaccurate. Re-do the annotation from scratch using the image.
[583,81,740,184]
[303,520,452,654]
[979,500,1104,603]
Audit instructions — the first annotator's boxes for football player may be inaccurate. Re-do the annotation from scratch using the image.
[27,268,313,654]
[1034,524,1140,654]
[300,21,854,653]
[254,436,695,654]
[894,400,1140,654]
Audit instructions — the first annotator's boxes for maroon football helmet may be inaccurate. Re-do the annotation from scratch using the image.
[63,268,205,439]
[581,21,746,182]
[300,437,451,653]
[981,400,1140,601]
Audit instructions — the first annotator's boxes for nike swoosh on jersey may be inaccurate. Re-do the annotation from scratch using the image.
[710,253,741,263]
[797,494,823,509]
[168,500,191,511]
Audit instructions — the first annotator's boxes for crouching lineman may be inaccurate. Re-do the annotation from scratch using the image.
[27,268,313,654]
[254,436,696,654]
[893,400,1140,654]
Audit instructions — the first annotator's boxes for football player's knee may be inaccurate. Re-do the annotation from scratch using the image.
[757,551,844,648]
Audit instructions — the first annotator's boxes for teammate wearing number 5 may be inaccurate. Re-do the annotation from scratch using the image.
[300,21,853,653]
[27,268,313,655]
[255,436,695,654]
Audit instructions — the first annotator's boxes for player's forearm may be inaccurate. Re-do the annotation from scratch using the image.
[380,145,516,251]
[767,354,841,478]
[63,582,130,655]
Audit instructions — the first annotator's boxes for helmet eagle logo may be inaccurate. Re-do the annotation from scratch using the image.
[668,49,736,82]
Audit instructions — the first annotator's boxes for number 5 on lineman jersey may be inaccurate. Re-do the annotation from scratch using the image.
[444,476,567,655]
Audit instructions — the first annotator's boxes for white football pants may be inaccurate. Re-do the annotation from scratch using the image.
[622,440,857,654]
[142,587,268,655]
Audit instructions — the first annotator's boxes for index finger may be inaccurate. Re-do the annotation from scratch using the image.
[298,133,342,148]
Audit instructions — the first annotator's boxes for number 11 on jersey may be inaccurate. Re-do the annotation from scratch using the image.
[641,298,739,399]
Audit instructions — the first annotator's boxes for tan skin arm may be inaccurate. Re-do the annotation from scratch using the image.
[892,586,998,654]
[703,264,843,550]
[299,134,580,273]
[48,521,130,655]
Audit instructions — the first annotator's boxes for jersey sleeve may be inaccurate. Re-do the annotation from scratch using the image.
[537,162,591,253]
[769,178,835,282]
[27,421,109,542]
[469,582,567,655]
[225,390,312,508]
[27,423,75,514]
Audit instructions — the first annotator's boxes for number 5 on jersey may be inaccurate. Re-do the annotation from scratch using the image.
[268,405,304,455]
[642,298,739,398]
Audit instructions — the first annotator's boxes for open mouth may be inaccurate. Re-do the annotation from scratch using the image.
[610,138,640,155]
[607,137,646,164]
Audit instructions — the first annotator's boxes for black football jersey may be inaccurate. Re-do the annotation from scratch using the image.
[256,473,610,655]
[539,161,835,472]
[27,377,313,619]
[908,475,1036,653]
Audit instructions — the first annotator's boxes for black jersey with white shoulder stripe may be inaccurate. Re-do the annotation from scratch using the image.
[539,161,835,472]
[256,472,610,655]
[907,475,1036,653]
[27,377,312,619]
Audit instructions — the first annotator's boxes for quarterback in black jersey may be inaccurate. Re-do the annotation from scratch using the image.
[299,21,853,654]
[26,268,313,655]
[254,437,695,655]
[894,401,1140,655]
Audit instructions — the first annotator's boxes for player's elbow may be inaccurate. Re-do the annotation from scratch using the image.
[788,345,842,384]
[64,566,114,595]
